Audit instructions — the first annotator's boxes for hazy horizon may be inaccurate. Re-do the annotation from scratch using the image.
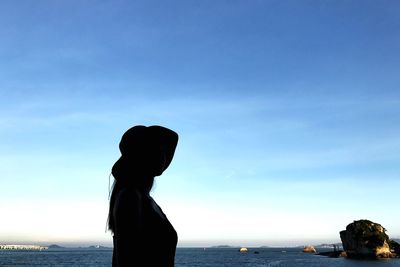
[3,234,399,248]
[1,1,399,248]
[0,238,349,248]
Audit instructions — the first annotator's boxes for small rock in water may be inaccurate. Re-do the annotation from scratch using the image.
[239,247,248,253]
[303,246,316,253]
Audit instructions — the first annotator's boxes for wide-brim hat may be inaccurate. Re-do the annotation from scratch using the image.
[118,125,178,173]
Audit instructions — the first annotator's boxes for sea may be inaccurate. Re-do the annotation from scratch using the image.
[0,248,400,266]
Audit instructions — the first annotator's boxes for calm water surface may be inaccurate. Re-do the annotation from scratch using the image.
[0,248,399,266]
[176,248,400,267]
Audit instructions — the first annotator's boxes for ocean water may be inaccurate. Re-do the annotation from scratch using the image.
[0,248,400,266]
[176,248,400,267]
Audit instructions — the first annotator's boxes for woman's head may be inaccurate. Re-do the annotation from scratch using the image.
[112,125,178,182]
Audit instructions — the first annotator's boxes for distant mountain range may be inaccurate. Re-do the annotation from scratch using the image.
[48,244,112,250]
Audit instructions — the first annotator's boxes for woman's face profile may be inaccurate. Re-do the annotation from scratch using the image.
[128,144,167,177]
[147,145,167,177]
[157,148,167,176]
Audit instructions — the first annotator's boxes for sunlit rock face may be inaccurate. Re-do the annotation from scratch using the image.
[340,220,393,259]
[303,246,316,253]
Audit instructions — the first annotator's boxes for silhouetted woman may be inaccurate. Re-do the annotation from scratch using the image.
[108,125,178,267]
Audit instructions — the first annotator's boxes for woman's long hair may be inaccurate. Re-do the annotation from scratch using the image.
[107,157,155,234]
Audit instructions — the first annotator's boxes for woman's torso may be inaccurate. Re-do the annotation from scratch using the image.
[112,188,178,267]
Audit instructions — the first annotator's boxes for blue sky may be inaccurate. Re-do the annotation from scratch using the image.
[0,1,399,247]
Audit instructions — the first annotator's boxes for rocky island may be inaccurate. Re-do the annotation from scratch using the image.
[340,219,399,259]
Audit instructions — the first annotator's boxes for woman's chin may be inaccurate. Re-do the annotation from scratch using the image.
[154,170,164,177]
